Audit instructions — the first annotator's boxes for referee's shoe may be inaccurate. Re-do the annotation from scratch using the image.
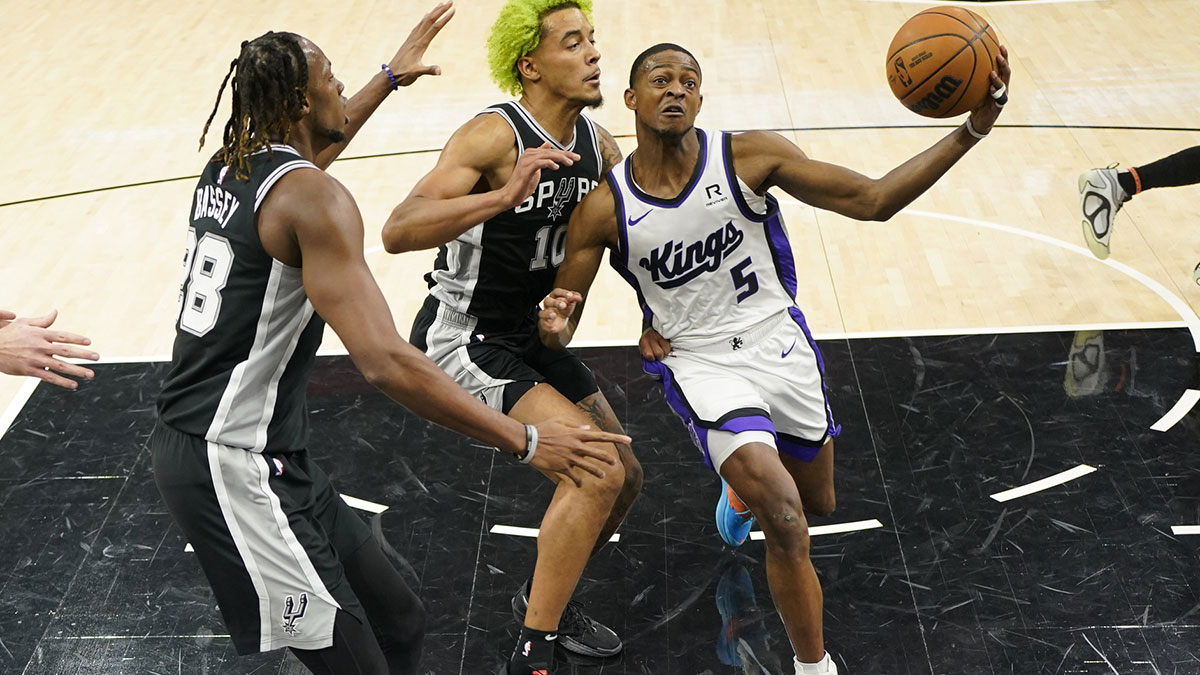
[512,581,623,658]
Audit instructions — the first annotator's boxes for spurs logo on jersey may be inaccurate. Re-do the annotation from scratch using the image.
[426,101,603,333]
[281,592,309,636]
[608,128,799,349]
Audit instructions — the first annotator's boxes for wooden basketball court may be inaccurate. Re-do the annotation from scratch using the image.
[1,1,1198,673]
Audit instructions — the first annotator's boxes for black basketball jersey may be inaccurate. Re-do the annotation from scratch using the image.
[425,102,603,333]
[158,145,326,453]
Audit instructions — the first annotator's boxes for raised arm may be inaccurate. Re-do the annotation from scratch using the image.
[539,181,620,349]
[736,46,1011,221]
[262,170,626,482]
[313,2,455,170]
[382,114,581,253]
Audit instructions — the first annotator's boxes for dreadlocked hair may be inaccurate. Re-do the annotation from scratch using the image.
[198,31,309,181]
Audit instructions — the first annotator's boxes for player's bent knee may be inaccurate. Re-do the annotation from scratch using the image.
[757,498,812,558]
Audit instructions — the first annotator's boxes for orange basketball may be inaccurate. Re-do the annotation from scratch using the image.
[886,6,1001,118]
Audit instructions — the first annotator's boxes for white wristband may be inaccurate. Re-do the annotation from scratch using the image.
[519,423,538,464]
[963,117,988,140]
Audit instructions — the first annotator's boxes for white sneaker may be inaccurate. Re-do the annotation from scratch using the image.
[794,652,838,674]
[1078,166,1129,260]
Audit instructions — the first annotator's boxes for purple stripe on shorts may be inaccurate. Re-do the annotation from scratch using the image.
[719,415,776,436]
[776,435,824,463]
[642,358,716,467]
[787,306,842,439]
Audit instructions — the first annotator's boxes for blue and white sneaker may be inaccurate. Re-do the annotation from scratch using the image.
[716,480,755,547]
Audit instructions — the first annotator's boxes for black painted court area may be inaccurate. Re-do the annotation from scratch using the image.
[1,328,1198,674]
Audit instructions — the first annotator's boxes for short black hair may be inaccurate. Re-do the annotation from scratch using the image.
[628,42,700,88]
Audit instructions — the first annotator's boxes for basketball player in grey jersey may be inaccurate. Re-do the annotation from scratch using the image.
[152,8,628,674]
[543,44,1011,675]
[382,2,633,673]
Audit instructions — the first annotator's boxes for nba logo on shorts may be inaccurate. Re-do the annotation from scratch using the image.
[522,640,533,657]
[282,592,309,636]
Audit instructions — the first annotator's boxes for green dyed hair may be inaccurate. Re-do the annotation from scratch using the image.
[487,0,594,96]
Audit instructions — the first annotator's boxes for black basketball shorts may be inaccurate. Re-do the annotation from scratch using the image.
[410,295,600,413]
[150,421,372,654]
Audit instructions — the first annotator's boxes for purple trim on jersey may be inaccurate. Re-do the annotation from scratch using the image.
[607,170,654,325]
[606,171,631,269]
[764,208,798,298]
[624,128,709,208]
[721,131,770,223]
[610,252,654,325]
[787,306,841,439]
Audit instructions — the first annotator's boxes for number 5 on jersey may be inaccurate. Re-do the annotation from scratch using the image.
[730,257,759,303]
[178,228,234,337]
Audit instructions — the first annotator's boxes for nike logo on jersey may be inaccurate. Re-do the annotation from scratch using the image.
[628,210,652,227]
[638,221,744,289]
[782,339,797,359]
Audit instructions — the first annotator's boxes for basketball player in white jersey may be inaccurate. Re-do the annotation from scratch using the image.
[381,2,635,673]
[542,43,1011,675]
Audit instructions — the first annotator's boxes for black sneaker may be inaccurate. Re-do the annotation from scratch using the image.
[511,581,623,658]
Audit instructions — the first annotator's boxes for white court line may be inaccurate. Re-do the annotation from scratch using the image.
[341,494,389,513]
[49,634,231,640]
[749,518,884,541]
[186,494,387,551]
[905,209,1200,432]
[1171,526,1200,536]
[990,464,1096,502]
[1152,390,1200,432]
[0,378,40,443]
[490,524,620,543]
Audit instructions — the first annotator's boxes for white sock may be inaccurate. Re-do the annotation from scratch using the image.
[794,652,835,674]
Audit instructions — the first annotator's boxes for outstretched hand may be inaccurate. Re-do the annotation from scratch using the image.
[0,309,99,390]
[968,44,1011,135]
[387,1,456,86]
[504,142,580,210]
[529,417,628,487]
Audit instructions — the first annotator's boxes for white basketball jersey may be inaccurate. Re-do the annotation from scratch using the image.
[607,128,798,349]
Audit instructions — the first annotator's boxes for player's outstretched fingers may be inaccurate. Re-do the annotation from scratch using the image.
[46,357,96,380]
[0,310,15,322]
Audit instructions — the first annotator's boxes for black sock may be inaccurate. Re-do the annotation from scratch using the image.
[1133,145,1200,192]
[1117,170,1137,197]
[508,626,557,675]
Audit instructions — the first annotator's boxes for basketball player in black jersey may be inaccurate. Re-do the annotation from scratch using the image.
[543,43,1011,675]
[152,6,629,674]
[381,2,634,673]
